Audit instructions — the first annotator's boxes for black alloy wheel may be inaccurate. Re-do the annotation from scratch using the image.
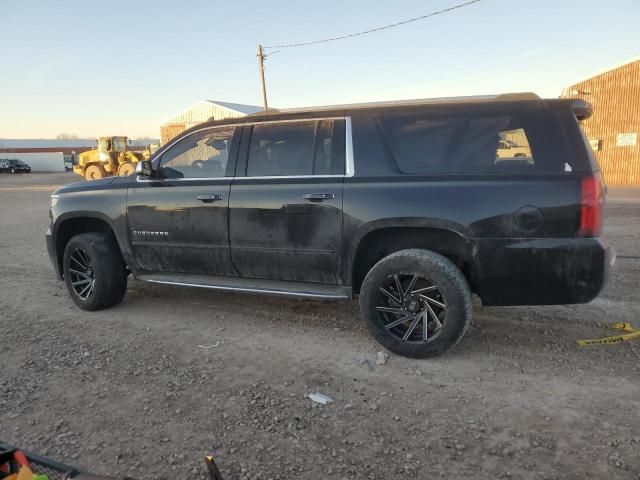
[360,249,472,358]
[68,248,96,300]
[376,273,447,343]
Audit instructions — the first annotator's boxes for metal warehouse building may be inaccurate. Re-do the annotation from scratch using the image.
[160,100,262,144]
[562,57,640,185]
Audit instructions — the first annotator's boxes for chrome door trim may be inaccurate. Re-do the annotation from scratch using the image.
[140,278,350,299]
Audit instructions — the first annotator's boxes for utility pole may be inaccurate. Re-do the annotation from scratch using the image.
[257,45,269,110]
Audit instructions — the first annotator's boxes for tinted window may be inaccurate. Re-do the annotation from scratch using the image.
[379,110,567,174]
[246,120,344,176]
[159,127,235,178]
[496,128,533,165]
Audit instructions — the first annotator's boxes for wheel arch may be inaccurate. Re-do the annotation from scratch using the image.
[53,213,123,277]
[348,220,479,294]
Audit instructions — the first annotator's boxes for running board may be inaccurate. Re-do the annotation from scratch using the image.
[136,273,352,300]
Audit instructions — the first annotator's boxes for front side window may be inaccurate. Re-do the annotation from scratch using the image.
[246,120,344,176]
[159,127,235,179]
[98,138,110,152]
[112,137,127,153]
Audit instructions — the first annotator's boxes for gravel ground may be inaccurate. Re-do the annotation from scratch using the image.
[1,172,639,480]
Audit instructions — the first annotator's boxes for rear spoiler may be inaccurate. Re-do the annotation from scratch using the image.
[569,98,593,121]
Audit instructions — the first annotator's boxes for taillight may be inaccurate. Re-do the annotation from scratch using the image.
[578,172,604,237]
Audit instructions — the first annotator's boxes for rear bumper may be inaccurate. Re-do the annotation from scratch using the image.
[46,227,62,280]
[476,237,615,306]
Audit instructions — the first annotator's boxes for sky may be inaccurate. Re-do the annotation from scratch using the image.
[0,0,639,139]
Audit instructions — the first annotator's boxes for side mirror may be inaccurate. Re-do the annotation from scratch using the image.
[135,160,153,177]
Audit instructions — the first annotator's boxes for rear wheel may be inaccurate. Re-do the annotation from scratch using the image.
[10,168,15,174]
[63,232,127,311]
[118,162,135,176]
[360,249,472,358]
[85,165,106,181]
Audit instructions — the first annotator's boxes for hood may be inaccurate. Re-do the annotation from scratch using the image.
[54,175,131,195]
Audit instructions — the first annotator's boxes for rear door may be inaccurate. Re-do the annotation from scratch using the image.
[228,119,345,284]
[126,125,239,276]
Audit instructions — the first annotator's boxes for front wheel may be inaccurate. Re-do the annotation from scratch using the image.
[118,163,135,176]
[63,232,128,311]
[360,249,472,358]
[85,165,106,181]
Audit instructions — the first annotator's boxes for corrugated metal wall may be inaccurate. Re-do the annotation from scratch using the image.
[562,59,640,185]
[160,101,249,144]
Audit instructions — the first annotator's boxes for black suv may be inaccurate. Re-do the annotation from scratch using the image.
[0,159,31,173]
[46,93,614,357]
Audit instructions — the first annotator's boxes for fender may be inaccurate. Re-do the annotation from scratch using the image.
[342,216,478,287]
[52,210,138,275]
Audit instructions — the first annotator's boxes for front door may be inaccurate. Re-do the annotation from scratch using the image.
[229,119,345,284]
[126,126,239,276]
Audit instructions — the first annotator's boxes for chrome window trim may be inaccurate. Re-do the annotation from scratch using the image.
[136,174,345,183]
[345,117,354,177]
[137,115,355,183]
[235,175,345,181]
[136,175,229,183]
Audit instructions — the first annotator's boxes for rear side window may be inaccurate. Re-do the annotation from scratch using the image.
[379,110,570,174]
[246,120,344,176]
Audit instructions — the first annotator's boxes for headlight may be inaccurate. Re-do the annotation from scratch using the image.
[51,194,59,208]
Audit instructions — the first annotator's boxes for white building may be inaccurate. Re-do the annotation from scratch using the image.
[160,100,263,144]
[0,152,65,172]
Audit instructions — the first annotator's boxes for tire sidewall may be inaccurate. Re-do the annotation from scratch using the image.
[63,233,126,311]
[360,250,471,358]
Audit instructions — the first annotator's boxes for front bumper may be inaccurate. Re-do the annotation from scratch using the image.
[46,227,62,280]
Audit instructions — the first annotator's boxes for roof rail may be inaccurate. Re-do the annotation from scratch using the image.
[278,92,542,114]
[494,92,541,101]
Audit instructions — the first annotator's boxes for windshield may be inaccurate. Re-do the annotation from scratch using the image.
[112,137,127,152]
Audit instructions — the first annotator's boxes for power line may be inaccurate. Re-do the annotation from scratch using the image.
[263,0,482,50]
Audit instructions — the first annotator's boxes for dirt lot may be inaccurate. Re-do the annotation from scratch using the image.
[1,172,639,480]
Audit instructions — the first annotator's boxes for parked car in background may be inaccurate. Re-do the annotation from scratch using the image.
[0,159,31,173]
[46,93,614,358]
[496,138,532,158]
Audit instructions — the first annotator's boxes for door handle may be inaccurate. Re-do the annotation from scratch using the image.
[196,194,224,203]
[303,193,335,202]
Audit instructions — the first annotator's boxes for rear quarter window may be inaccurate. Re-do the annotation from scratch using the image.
[379,109,573,175]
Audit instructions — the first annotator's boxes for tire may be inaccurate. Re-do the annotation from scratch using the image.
[118,163,135,176]
[10,168,15,174]
[63,232,127,311]
[85,165,106,181]
[360,249,472,358]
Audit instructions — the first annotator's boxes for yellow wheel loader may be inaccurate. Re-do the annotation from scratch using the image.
[73,136,147,181]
